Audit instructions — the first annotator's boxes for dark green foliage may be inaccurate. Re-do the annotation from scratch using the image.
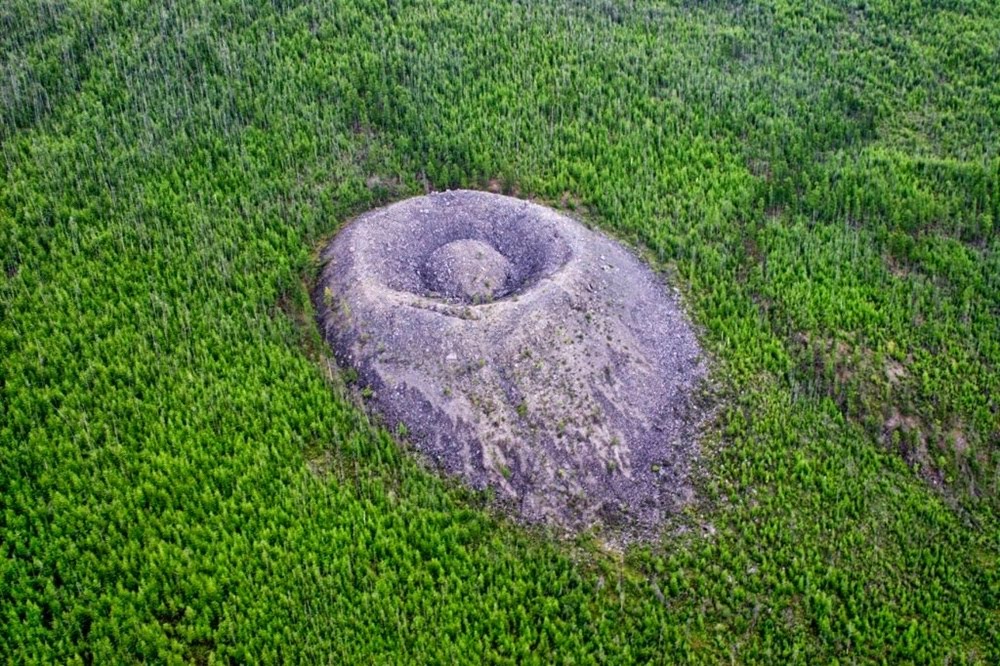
[1,0,997,662]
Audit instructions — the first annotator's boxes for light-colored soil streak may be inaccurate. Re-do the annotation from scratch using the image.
[316,190,708,538]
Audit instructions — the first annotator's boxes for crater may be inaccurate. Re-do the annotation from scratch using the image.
[316,190,708,539]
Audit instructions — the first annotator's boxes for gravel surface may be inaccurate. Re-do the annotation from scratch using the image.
[316,190,708,538]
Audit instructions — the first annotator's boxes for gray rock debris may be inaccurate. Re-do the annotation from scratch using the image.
[316,190,707,538]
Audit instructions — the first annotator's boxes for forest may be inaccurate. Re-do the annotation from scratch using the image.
[1,0,997,662]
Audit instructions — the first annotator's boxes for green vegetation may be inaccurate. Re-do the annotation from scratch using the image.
[1,0,997,662]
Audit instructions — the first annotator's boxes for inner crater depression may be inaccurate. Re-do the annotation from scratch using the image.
[316,190,708,537]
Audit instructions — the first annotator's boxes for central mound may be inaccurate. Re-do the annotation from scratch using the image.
[422,239,511,302]
[316,190,707,537]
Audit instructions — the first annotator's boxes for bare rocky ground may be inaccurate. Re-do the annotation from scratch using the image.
[316,190,708,539]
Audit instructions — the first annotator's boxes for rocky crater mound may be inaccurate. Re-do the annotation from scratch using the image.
[316,190,707,537]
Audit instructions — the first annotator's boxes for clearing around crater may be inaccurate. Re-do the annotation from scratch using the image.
[316,190,708,537]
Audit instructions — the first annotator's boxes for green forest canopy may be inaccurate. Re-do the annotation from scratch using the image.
[1,0,997,662]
